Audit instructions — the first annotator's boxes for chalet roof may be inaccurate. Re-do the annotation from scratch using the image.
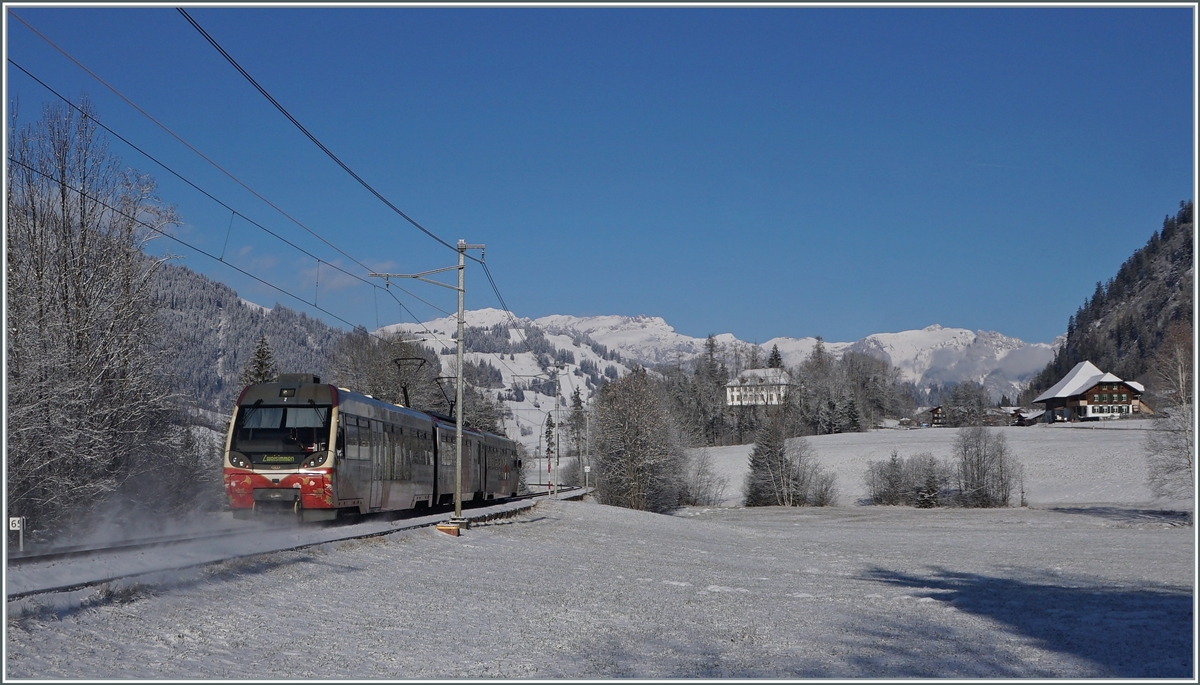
[728,368,790,387]
[1032,361,1144,404]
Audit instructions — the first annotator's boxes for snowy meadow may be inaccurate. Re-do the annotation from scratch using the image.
[700,420,1185,508]
[5,422,1194,679]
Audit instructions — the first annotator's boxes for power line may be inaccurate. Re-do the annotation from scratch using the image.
[177,7,460,255]
[173,8,544,358]
[9,155,374,337]
[7,9,376,278]
[9,59,518,394]
[6,55,452,321]
[12,8,542,386]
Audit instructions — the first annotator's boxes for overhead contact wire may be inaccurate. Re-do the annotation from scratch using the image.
[7,56,452,320]
[8,9,373,275]
[9,156,370,337]
[177,8,459,255]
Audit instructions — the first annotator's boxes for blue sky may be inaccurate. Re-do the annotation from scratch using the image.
[5,4,1195,344]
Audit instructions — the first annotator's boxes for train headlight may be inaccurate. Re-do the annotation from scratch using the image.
[229,453,251,469]
[303,452,329,469]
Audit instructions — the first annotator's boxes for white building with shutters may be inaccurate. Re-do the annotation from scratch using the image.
[725,368,791,406]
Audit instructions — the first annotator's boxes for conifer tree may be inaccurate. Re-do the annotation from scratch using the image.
[544,413,556,463]
[767,344,784,369]
[240,335,278,386]
[916,470,940,508]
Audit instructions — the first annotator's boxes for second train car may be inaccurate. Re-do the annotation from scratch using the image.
[223,374,521,521]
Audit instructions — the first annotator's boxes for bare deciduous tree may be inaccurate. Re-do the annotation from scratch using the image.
[593,368,685,512]
[7,98,182,539]
[679,449,728,506]
[952,426,1022,507]
[1145,322,1194,499]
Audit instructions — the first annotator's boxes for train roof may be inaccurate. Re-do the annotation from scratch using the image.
[237,376,336,406]
[236,375,513,442]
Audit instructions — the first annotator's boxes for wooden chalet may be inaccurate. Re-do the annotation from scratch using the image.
[1032,361,1148,423]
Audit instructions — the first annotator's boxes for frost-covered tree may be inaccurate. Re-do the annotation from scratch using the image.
[865,451,947,507]
[543,413,556,463]
[238,334,278,386]
[944,382,990,427]
[952,426,1021,507]
[679,449,728,506]
[6,98,182,539]
[594,368,685,512]
[744,408,835,507]
[1145,322,1194,499]
[329,328,436,407]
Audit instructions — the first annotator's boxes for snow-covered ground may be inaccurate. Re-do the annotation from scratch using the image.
[5,422,1193,679]
[6,499,1192,678]
[699,420,1189,509]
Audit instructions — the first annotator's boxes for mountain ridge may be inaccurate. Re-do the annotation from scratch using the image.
[385,309,1062,405]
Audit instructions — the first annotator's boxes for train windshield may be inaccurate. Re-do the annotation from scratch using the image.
[230,403,332,463]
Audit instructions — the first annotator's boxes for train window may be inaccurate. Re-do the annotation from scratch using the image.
[241,407,284,429]
[231,404,333,461]
[345,423,360,459]
[284,406,328,428]
[382,426,394,480]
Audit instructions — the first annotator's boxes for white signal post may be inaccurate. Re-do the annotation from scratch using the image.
[9,516,26,552]
[370,239,484,528]
[553,363,561,498]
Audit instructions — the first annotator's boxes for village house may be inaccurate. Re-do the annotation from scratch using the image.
[911,406,941,427]
[1032,360,1150,423]
[930,406,947,427]
[725,368,790,406]
[1013,409,1046,426]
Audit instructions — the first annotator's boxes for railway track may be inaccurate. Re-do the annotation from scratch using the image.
[7,528,257,566]
[6,487,585,601]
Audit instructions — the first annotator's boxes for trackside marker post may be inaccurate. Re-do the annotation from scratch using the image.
[9,516,26,552]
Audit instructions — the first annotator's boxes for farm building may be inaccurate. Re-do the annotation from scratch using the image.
[1032,360,1150,422]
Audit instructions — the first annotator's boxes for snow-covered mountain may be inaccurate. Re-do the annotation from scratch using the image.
[534,314,741,366]
[381,310,636,454]
[379,310,1061,453]
[536,316,1060,395]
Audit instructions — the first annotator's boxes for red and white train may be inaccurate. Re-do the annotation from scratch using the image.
[224,374,521,521]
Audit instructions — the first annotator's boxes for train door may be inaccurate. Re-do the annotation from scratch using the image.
[336,417,365,504]
[465,437,479,500]
[436,428,454,505]
[369,419,384,510]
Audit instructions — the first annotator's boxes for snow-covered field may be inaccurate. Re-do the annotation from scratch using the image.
[5,422,1194,679]
[700,420,1189,508]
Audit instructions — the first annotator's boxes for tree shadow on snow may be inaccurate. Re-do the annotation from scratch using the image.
[9,553,354,627]
[860,566,1193,678]
[1045,506,1192,527]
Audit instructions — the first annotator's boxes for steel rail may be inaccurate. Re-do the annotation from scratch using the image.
[7,528,256,566]
[6,488,585,601]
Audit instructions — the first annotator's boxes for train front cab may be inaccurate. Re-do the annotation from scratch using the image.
[224,375,340,522]
[225,375,522,521]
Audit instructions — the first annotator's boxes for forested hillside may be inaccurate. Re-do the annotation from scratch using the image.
[1024,201,1193,400]
[153,262,344,418]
